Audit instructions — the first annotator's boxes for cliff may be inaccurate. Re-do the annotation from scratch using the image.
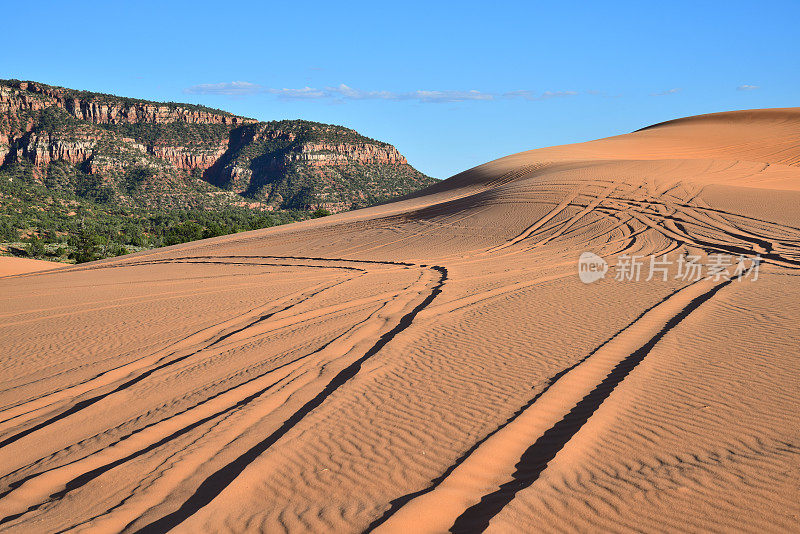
[0,79,435,211]
[1,80,253,126]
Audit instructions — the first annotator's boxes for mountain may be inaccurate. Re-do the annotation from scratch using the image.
[0,79,435,211]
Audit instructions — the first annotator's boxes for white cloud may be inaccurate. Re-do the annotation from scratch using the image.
[409,89,495,103]
[503,90,579,101]
[503,89,535,99]
[183,81,264,96]
[183,83,587,104]
[268,87,329,99]
[650,88,682,96]
[539,90,579,99]
[325,85,496,102]
[737,84,760,91]
[327,84,398,100]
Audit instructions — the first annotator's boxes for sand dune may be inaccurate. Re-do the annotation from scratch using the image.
[1,108,799,533]
[0,257,65,277]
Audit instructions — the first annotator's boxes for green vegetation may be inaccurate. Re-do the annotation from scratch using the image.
[102,121,232,149]
[32,106,84,133]
[0,162,309,263]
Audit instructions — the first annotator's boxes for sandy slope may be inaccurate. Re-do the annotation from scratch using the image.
[0,257,65,277]
[0,108,798,533]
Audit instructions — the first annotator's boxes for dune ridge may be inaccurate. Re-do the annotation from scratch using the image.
[0,108,799,533]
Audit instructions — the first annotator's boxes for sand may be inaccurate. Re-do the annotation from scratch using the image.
[0,257,65,277]
[0,108,798,533]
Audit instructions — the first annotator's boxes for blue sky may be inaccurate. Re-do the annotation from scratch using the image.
[3,0,798,178]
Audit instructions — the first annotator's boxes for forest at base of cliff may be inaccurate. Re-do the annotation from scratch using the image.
[0,161,332,264]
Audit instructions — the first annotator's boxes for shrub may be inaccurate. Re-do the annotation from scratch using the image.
[26,234,46,258]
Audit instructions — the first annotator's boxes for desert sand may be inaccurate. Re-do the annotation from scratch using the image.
[0,108,798,533]
[0,257,65,277]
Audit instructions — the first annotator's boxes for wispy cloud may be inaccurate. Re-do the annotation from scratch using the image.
[650,88,682,96]
[183,82,586,103]
[316,85,497,102]
[267,87,328,99]
[737,84,760,91]
[183,81,264,96]
[324,86,577,103]
[540,90,579,99]
[326,84,399,100]
[584,90,624,98]
[407,89,495,103]
[503,90,579,101]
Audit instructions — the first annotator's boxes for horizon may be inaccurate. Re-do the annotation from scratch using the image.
[2,0,798,179]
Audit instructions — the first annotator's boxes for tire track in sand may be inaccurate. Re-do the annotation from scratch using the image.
[0,260,447,532]
[0,276,352,447]
[129,265,447,534]
[370,276,730,534]
[0,256,420,442]
[484,189,581,254]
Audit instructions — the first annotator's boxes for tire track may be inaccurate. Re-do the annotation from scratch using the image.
[0,276,352,447]
[0,256,424,444]
[370,276,730,534]
[130,266,447,534]
[485,189,581,253]
[520,183,618,251]
[0,267,425,525]
[0,259,447,532]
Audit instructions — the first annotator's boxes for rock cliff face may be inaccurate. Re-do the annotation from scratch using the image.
[289,142,407,165]
[3,80,254,126]
[0,79,435,211]
[149,144,228,171]
[17,131,98,167]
